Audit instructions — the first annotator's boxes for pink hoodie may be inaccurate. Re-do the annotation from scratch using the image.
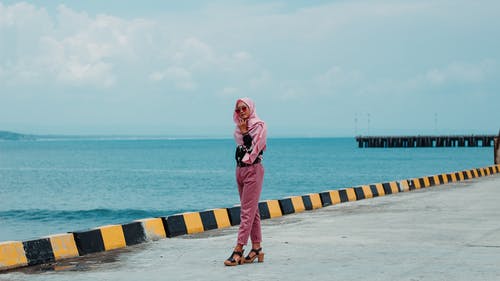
[233,97,267,164]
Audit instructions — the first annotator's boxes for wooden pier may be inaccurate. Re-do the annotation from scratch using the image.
[356,135,496,148]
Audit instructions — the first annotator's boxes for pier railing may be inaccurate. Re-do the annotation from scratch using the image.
[356,135,496,148]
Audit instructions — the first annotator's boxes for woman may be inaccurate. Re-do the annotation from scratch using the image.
[224,97,267,266]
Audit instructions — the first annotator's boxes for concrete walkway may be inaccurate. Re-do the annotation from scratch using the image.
[2,175,500,281]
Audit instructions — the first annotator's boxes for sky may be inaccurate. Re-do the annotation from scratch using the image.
[0,0,499,137]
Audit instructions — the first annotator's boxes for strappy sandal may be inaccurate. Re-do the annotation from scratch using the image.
[224,250,244,266]
[244,248,264,263]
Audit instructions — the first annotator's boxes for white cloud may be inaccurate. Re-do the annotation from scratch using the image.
[232,51,251,62]
[148,71,165,82]
[149,67,196,91]
[219,87,239,97]
[315,66,363,94]
[249,70,272,89]
[425,60,494,85]
[0,3,157,88]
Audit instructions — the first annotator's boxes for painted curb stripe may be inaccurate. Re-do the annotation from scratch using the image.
[390,182,399,193]
[22,238,55,266]
[0,241,28,271]
[414,178,422,189]
[258,202,271,219]
[266,200,283,218]
[47,233,79,260]
[301,194,323,209]
[199,209,231,230]
[319,191,332,206]
[183,213,204,235]
[163,215,186,238]
[122,222,146,246]
[290,196,306,213]
[407,179,416,190]
[361,185,373,198]
[382,183,393,194]
[472,169,479,178]
[423,177,431,187]
[375,183,385,196]
[442,174,449,183]
[309,193,322,209]
[136,218,166,240]
[418,178,426,188]
[346,188,356,201]
[428,176,436,186]
[338,189,349,202]
[301,195,314,210]
[73,229,105,256]
[399,180,410,192]
[329,190,341,204]
[353,187,365,200]
[444,173,450,183]
[278,198,295,215]
[369,184,380,196]
[438,174,445,184]
[200,210,219,230]
[450,173,457,182]
[213,208,232,228]
[433,175,441,185]
[227,206,241,226]
[99,225,126,251]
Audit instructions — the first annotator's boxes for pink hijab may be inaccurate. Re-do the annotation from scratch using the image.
[233,97,267,164]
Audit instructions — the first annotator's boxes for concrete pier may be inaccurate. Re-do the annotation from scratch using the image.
[3,175,500,281]
[356,135,496,148]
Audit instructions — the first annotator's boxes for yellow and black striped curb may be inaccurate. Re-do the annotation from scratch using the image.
[1,164,499,272]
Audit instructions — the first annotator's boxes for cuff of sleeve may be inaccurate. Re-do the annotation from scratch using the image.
[242,154,253,164]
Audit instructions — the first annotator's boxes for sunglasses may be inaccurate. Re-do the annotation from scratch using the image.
[235,106,248,113]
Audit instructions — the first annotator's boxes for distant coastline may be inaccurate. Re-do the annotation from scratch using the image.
[0,131,36,141]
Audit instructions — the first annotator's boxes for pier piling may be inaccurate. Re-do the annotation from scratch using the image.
[495,131,500,164]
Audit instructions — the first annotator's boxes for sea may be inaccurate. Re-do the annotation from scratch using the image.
[0,137,493,242]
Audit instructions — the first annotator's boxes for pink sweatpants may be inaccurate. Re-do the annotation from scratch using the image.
[236,163,264,246]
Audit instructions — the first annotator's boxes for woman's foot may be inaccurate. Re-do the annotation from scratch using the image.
[224,247,244,266]
[244,247,264,263]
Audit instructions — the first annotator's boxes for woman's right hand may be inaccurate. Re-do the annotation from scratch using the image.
[238,119,248,134]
